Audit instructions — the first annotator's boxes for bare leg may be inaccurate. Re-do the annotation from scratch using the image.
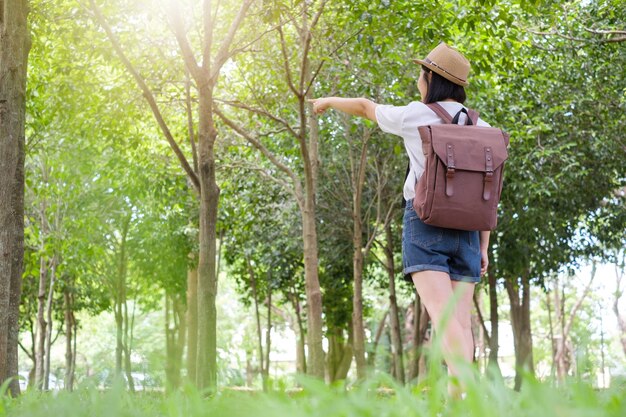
[411,272,465,375]
[451,280,476,363]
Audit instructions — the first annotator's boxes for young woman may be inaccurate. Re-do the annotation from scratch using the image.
[310,42,490,395]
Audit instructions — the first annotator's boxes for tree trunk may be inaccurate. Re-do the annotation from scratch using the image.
[195,86,220,391]
[301,196,325,379]
[505,273,534,391]
[290,288,307,374]
[384,222,405,384]
[408,292,430,381]
[614,258,626,359]
[114,295,123,378]
[326,327,352,382]
[264,290,272,391]
[165,291,186,391]
[35,255,48,390]
[0,0,30,397]
[554,263,596,383]
[487,269,501,376]
[299,0,326,380]
[552,275,566,381]
[247,257,265,386]
[64,286,75,391]
[43,257,58,390]
[186,265,198,383]
[368,310,388,367]
[352,216,367,380]
[114,216,130,386]
[123,294,134,392]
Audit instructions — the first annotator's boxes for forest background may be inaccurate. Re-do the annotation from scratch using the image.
[1,0,625,404]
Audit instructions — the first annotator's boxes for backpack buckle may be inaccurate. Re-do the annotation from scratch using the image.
[483,147,494,200]
[445,143,455,197]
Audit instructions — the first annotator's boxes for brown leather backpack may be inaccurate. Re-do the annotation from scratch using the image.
[413,103,510,231]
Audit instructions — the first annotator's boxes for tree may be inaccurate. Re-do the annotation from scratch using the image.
[0,0,31,397]
[89,0,256,390]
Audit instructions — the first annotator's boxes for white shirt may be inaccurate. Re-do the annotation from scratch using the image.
[375,101,490,201]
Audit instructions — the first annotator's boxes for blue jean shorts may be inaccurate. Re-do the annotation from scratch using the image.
[402,199,481,283]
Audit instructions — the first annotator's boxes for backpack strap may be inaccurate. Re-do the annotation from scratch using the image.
[426,103,453,124]
[468,109,480,125]
[428,103,480,125]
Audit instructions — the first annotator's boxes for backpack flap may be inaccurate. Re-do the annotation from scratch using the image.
[429,125,509,173]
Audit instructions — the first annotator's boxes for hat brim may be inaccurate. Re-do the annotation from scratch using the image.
[413,59,469,87]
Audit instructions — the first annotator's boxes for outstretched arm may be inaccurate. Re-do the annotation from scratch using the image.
[309,97,378,122]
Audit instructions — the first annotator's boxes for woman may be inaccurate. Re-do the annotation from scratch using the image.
[310,42,489,395]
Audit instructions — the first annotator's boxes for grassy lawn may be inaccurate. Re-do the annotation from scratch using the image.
[2,371,625,417]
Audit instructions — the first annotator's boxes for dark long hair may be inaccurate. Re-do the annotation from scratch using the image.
[422,66,466,104]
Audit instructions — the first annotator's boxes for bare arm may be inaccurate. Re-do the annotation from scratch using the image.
[480,230,490,276]
[309,97,378,122]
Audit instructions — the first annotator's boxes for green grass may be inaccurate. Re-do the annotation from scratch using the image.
[2,370,625,417]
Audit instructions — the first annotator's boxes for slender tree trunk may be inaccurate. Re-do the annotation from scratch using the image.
[64,287,75,391]
[123,294,134,392]
[186,265,198,383]
[487,269,501,376]
[264,290,272,391]
[165,292,186,391]
[176,294,186,387]
[545,287,556,378]
[114,296,123,377]
[614,257,626,359]
[554,264,596,383]
[326,327,352,382]
[349,128,371,381]
[352,216,366,379]
[368,310,388,367]
[43,257,57,390]
[553,275,565,381]
[408,292,430,381]
[35,255,48,389]
[0,0,30,397]
[114,216,131,384]
[299,1,327,379]
[247,257,265,384]
[384,222,405,384]
[505,273,534,391]
[301,196,325,378]
[290,288,306,374]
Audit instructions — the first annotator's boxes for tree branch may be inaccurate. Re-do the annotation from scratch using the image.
[303,28,363,96]
[214,99,299,138]
[185,71,199,175]
[89,0,200,192]
[278,25,299,96]
[214,107,304,202]
[18,340,34,360]
[530,27,626,43]
[167,2,202,82]
[299,0,328,93]
[563,262,597,339]
[211,0,255,82]
[203,0,213,72]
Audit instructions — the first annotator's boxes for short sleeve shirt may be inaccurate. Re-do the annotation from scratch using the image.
[375,101,490,201]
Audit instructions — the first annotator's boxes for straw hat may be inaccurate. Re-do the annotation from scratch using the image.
[413,42,470,87]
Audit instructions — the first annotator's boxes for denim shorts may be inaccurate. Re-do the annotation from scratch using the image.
[402,199,481,283]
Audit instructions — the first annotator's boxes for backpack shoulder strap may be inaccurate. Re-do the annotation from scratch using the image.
[426,103,453,124]
[467,108,480,125]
